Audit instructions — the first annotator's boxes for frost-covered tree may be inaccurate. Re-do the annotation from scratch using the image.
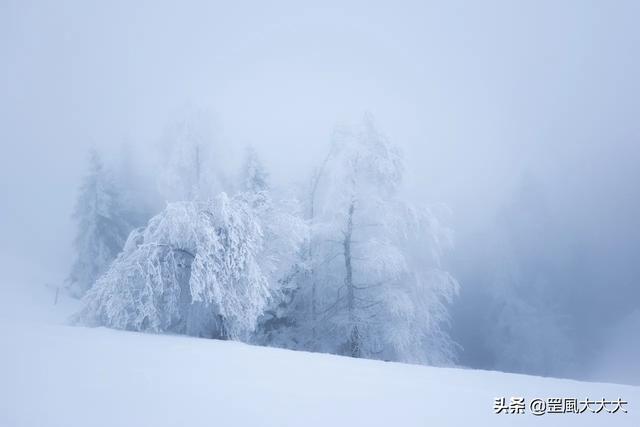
[157,107,224,201]
[287,114,459,364]
[76,191,305,341]
[241,146,269,193]
[68,149,132,297]
[259,128,343,351]
[232,147,310,345]
[115,142,160,228]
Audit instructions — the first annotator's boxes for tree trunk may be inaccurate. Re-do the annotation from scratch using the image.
[343,199,359,357]
[307,141,338,349]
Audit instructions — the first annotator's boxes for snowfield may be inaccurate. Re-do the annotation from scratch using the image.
[1,314,639,427]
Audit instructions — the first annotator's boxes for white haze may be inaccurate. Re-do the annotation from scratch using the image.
[1,0,639,382]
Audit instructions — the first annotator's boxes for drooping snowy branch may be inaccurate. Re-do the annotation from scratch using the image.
[76,191,305,340]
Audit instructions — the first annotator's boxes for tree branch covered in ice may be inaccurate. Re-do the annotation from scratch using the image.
[258,114,460,364]
[72,113,459,366]
[76,192,305,340]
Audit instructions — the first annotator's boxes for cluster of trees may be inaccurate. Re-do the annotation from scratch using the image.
[69,112,459,365]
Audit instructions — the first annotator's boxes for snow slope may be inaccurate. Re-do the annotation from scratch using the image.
[0,286,638,427]
[1,324,638,427]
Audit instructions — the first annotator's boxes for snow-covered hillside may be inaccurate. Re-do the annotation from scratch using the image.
[1,289,638,427]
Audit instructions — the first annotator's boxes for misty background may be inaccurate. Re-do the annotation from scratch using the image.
[1,0,639,383]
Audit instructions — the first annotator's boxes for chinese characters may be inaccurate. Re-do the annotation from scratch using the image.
[494,397,628,416]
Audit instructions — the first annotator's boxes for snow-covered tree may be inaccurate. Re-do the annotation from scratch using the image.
[258,128,344,351]
[287,114,459,364]
[115,142,160,228]
[76,191,305,341]
[67,149,132,297]
[157,107,224,201]
[232,147,310,346]
[241,146,269,194]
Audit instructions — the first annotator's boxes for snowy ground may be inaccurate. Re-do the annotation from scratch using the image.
[1,285,638,427]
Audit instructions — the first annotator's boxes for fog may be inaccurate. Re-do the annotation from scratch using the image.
[2,0,639,382]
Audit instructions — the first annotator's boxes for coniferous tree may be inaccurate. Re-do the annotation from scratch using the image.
[68,149,131,297]
[157,107,223,201]
[241,146,269,194]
